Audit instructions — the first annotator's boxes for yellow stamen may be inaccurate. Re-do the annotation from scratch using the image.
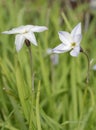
[71,42,76,48]
[23,30,27,34]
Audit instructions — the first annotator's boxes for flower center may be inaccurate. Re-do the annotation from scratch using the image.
[71,42,76,48]
[23,30,28,34]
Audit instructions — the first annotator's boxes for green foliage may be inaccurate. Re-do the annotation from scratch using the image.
[0,0,96,130]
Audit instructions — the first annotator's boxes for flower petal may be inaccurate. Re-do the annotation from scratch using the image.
[70,46,80,57]
[46,48,53,55]
[52,43,71,54]
[30,26,48,32]
[23,32,37,46]
[71,23,81,37]
[2,26,26,34]
[15,34,25,52]
[73,34,82,45]
[58,31,72,45]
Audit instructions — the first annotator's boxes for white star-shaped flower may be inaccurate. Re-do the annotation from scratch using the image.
[52,23,82,57]
[2,25,48,52]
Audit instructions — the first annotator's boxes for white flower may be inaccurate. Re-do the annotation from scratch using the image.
[2,25,48,52]
[52,23,82,57]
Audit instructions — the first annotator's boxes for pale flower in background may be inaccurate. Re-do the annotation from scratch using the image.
[50,54,59,65]
[90,0,96,10]
[90,59,96,71]
[92,65,96,70]
[52,23,82,57]
[46,48,59,65]
[2,25,48,52]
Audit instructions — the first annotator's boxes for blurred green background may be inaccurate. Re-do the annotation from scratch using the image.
[0,0,96,130]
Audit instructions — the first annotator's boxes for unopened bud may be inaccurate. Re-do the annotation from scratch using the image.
[25,39,30,47]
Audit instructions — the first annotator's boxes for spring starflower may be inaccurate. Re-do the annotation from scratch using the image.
[2,25,48,52]
[52,23,82,57]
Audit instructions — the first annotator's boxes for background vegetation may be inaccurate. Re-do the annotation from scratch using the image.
[0,0,96,130]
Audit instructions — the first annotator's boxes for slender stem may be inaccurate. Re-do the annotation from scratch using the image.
[36,81,42,130]
[28,45,34,91]
[80,47,90,84]
[50,55,55,92]
[28,46,32,74]
[25,39,36,129]
[28,46,35,128]
[25,39,34,90]
[26,43,36,129]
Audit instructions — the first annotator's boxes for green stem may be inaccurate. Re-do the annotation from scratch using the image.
[80,47,90,84]
[28,46,34,91]
[28,45,35,129]
[36,81,42,130]
[71,59,78,121]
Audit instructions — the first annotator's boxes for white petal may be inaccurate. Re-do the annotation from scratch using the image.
[73,34,82,45]
[30,26,48,32]
[23,25,33,30]
[15,34,25,52]
[46,48,53,55]
[2,26,26,34]
[71,23,81,37]
[52,43,71,54]
[70,46,80,57]
[23,32,37,46]
[58,31,72,45]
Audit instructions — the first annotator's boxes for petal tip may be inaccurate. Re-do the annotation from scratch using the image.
[43,26,48,31]
[46,48,53,54]
[32,41,38,46]
[78,22,81,28]
[58,31,63,34]
[2,31,8,34]
[16,47,21,52]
